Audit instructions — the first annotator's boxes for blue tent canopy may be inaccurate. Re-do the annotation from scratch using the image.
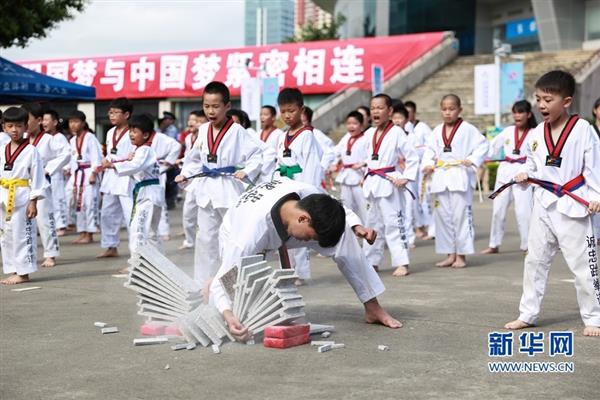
[0,56,95,103]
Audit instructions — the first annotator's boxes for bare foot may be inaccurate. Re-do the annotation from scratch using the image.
[452,255,467,268]
[409,243,416,249]
[481,247,499,254]
[41,257,56,268]
[294,279,305,286]
[392,265,410,277]
[97,248,119,258]
[56,229,67,237]
[583,326,600,336]
[178,242,193,250]
[372,265,379,273]
[422,235,434,241]
[117,266,130,274]
[364,298,402,329]
[77,233,93,244]
[72,234,85,244]
[415,227,427,239]
[504,319,533,330]
[436,254,456,268]
[1,274,30,285]
[160,235,171,242]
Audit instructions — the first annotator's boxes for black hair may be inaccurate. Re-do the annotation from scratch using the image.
[535,70,575,98]
[357,105,370,117]
[302,106,313,123]
[2,107,29,124]
[297,194,346,248]
[43,109,59,121]
[204,81,230,104]
[262,105,277,117]
[227,109,251,129]
[190,110,205,118]
[404,100,416,111]
[346,110,364,125]
[277,88,304,107]
[21,102,43,118]
[592,97,600,119]
[129,114,154,134]
[371,93,393,108]
[512,100,537,129]
[109,97,133,116]
[68,110,87,121]
[441,94,461,107]
[392,104,409,119]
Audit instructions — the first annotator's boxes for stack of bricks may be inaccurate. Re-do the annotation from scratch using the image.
[125,245,306,349]
[263,324,310,349]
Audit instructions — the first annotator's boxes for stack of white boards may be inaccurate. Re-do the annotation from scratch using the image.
[125,246,305,347]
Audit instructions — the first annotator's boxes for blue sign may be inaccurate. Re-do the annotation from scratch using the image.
[371,64,384,95]
[501,62,524,113]
[506,18,538,40]
[261,77,279,109]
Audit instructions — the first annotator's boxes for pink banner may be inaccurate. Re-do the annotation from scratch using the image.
[18,32,444,100]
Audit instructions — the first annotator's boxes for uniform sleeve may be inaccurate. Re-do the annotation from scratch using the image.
[465,128,489,167]
[164,137,181,165]
[114,147,152,177]
[488,131,505,159]
[29,148,45,200]
[89,136,103,170]
[300,134,324,186]
[45,134,71,176]
[520,133,537,176]
[398,131,419,181]
[421,134,437,169]
[239,131,264,181]
[584,125,600,202]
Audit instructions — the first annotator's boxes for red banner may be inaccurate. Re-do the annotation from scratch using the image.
[18,32,445,100]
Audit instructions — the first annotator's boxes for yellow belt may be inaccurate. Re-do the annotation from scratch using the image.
[429,159,484,203]
[0,178,29,221]
[435,159,465,169]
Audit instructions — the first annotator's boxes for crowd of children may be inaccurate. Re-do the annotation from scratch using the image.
[1,70,599,336]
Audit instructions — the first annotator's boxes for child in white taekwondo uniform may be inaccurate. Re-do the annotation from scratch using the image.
[405,100,435,240]
[330,111,369,223]
[149,122,181,240]
[257,105,284,183]
[67,111,103,244]
[42,109,70,236]
[422,94,488,269]
[504,71,600,337]
[0,107,45,285]
[177,110,206,250]
[102,115,164,268]
[482,100,536,254]
[98,98,135,258]
[274,88,323,285]
[23,103,70,269]
[208,178,403,341]
[302,106,337,189]
[176,81,262,287]
[362,94,419,277]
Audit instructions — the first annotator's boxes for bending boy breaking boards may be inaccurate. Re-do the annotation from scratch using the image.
[208,178,402,341]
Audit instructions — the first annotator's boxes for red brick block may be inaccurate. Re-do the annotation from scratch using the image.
[263,333,310,349]
[264,324,310,339]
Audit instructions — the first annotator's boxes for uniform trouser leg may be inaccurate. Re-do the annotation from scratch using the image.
[182,191,198,246]
[36,190,59,258]
[1,205,37,275]
[51,173,68,229]
[592,215,600,239]
[488,185,512,249]
[65,181,74,226]
[340,184,367,224]
[513,184,533,251]
[194,203,227,286]
[76,184,99,233]
[290,247,311,280]
[158,206,170,237]
[434,189,474,255]
[519,202,600,326]
[128,199,162,260]
[363,196,386,267]
[101,194,123,248]
[367,190,409,266]
[403,190,415,246]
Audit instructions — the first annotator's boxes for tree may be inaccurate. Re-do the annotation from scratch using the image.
[0,0,86,48]
[286,13,347,43]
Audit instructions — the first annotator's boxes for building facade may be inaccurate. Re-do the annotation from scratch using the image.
[245,0,296,46]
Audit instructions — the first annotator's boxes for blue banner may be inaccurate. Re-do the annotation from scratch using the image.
[501,62,524,113]
[261,77,279,109]
[506,18,537,40]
